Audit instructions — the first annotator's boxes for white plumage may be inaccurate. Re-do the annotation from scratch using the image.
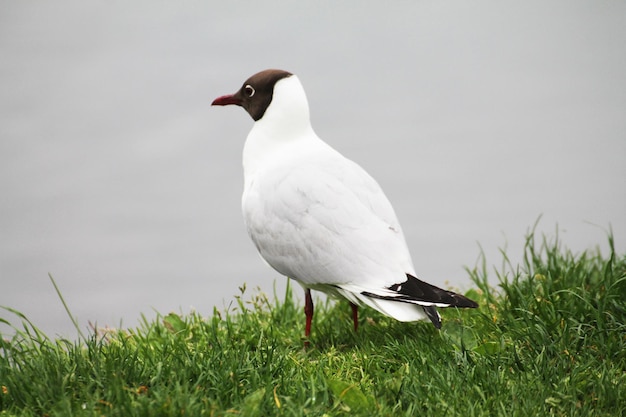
[212,69,477,337]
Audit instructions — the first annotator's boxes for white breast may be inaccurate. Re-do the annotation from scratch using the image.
[242,133,415,289]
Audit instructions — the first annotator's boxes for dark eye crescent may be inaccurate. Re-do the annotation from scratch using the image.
[244,84,255,97]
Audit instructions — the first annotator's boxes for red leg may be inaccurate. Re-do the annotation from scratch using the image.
[304,288,314,338]
[351,302,359,332]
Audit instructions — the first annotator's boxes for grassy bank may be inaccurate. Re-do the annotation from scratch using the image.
[1,231,625,416]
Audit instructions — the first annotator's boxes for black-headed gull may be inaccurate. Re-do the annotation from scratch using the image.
[212,69,478,338]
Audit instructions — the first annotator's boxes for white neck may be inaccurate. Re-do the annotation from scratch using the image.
[242,75,318,181]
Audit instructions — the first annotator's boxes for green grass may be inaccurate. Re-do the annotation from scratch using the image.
[1,230,625,416]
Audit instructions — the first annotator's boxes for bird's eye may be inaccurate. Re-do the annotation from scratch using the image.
[244,84,255,97]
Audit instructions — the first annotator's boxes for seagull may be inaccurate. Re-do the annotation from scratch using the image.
[212,69,478,339]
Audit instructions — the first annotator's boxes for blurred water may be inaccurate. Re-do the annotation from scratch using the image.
[1,1,625,338]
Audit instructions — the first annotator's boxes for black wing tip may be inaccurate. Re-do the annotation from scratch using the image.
[451,293,479,309]
[423,306,442,329]
[402,274,479,309]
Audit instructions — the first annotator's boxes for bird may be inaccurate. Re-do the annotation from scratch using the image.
[212,69,478,339]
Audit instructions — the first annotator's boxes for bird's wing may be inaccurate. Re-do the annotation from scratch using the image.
[242,148,415,289]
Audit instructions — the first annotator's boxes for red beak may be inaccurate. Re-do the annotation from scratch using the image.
[211,94,241,106]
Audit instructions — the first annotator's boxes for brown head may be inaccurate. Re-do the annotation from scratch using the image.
[212,69,293,121]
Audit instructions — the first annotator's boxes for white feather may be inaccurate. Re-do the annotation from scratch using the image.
[241,75,436,322]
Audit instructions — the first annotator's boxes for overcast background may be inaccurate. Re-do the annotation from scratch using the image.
[1,1,625,338]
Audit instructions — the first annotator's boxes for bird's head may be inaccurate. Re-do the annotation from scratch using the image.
[212,69,294,121]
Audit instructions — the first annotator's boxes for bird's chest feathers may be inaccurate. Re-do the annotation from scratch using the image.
[242,160,343,277]
[240,152,410,285]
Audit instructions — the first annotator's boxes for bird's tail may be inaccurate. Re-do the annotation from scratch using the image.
[341,273,478,328]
